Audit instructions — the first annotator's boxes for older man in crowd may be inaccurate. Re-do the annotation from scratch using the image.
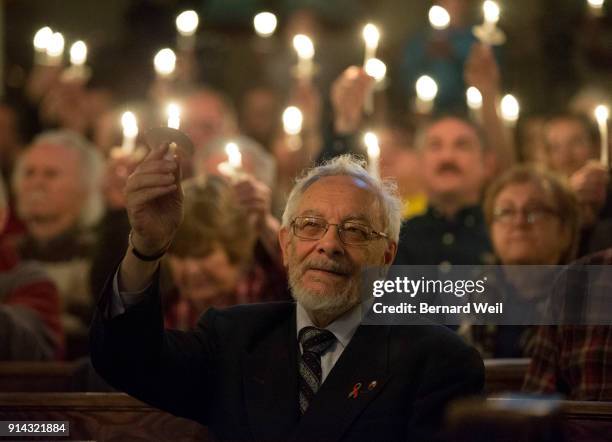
[394,115,494,266]
[0,178,64,360]
[11,130,103,357]
[91,148,483,441]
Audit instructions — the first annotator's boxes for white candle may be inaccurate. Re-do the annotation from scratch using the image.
[415,75,438,114]
[364,58,387,115]
[33,26,53,65]
[176,10,199,51]
[364,132,380,179]
[283,106,304,151]
[46,32,65,66]
[362,24,380,67]
[595,105,609,168]
[166,103,181,129]
[500,94,520,128]
[253,12,278,38]
[293,34,315,80]
[429,5,451,30]
[121,111,138,154]
[154,48,177,78]
[69,40,87,77]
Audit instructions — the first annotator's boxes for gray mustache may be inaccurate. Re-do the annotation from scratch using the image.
[304,259,353,275]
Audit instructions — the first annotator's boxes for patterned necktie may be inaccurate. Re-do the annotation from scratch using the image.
[298,326,336,414]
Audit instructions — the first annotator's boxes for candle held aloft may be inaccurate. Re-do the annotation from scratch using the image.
[473,0,506,45]
[364,58,387,115]
[415,75,438,114]
[154,48,177,78]
[33,26,53,64]
[293,34,315,80]
[121,111,139,154]
[595,105,609,168]
[254,12,278,38]
[364,132,380,179]
[46,32,65,66]
[362,24,380,67]
[500,94,520,127]
[166,103,181,129]
[283,106,304,151]
[176,10,199,51]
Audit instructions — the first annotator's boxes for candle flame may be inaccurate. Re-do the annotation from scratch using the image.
[176,10,199,36]
[46,32,65,57]
[362,24,380,49]
[416,75,438,101]
[483,0,501,24]
[429,6,451,30]
[501,94,520,122]
[293,34,315,59]
[121,112,138,138]
[166,103,181,129]
[595,105,610,123]
[365,58,387,82]
[33,26,53,51]
[466,87,483,110]
[225,142,242,169]
[283,106,303,135]
[364,132,380,157]
[70,41,87,66]
[253,12,278,37]
[154,48,177,76]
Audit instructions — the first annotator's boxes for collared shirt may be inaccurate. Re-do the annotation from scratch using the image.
[394,204,494,266]
[296,303,362,384]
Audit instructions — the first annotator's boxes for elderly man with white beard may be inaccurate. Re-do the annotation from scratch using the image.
[91,147,483,442]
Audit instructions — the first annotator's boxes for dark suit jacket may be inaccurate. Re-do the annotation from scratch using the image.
[90,275,484,442]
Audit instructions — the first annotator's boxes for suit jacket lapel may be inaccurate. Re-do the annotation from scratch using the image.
[290,325,391,442]
[243,305,300,441]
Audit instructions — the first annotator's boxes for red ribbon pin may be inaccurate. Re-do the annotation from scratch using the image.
[348,382,362,399]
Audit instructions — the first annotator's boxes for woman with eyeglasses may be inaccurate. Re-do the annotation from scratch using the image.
[460,165,580,358]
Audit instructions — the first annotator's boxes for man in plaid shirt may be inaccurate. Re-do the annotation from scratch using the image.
[523,248,612,400]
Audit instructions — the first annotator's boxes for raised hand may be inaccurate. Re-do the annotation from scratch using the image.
[125,144,183,256]
[331,66,374,134]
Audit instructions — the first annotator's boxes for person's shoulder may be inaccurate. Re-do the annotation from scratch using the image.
[200,301,295,333]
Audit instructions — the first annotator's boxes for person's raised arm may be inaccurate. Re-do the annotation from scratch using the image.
[119,143,183,292]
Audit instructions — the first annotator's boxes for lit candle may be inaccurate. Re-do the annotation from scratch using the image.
[364,58,387,115]
[176,10,199,51]
[217,142,243,179]
[166,103,181,129]
[362,24,380,68]
[293,34,315,80]
[69,40,87,77]
[33,26,53,65]
[415,75,438,114]
[283,106,304,151]
[473,0,506,45]
[429,5,451,30]
[364,132,380,179]
[154,48,177,79]
[253,12,278,38]
[46,32,65,66]
[121,111,138,154]
[587,0,605,17]
[595,105,609,168]
[500,94,520,128]
[466,87,483,121]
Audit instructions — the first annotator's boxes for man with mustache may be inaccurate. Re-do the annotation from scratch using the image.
[394,116,494,265]
[91,150,484,441]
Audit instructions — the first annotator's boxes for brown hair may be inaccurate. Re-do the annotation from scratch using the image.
[168,176,256,265]
[483,165,580,264]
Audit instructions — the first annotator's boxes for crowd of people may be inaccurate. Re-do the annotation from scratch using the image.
[1,0,611,409]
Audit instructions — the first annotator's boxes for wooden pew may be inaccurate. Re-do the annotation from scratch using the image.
[484,358,530,394]
[0,362,78,392]
[0,392,208,441]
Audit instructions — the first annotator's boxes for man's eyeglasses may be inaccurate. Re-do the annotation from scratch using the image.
[290,216,388,245]
[492,206,559,225]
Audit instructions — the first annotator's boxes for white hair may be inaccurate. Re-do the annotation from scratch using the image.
[13,130,105,227]
[281,155,402,242]
[193,135,276,187]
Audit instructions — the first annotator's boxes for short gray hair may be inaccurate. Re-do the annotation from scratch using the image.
[281,155,402,242]
[13,130,105,227]
[193,135,276,187]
